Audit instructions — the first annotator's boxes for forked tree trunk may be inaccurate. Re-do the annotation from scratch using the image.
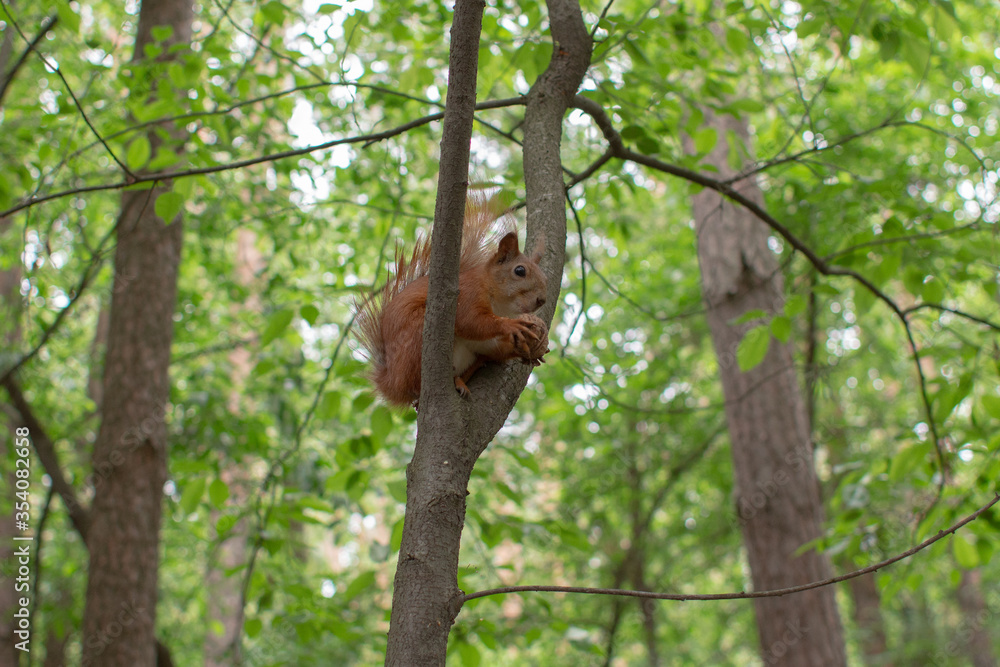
[688,110,847,666]
[80,0,192,664]
[383,1,590,664]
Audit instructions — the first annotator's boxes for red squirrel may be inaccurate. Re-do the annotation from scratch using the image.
[355,195,549,407]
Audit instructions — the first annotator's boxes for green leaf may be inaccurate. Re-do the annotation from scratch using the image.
[784,295,807,317]
[244,618,262,638]
[179,477,206,514]
[126,136,152,170]
[371,406,393,445]
[300,303,319,325]
[391,518,404,550]
[317,391,342,420]
[981,396,1000,420]
[636,136,661,155]
[952,534,979,569]
[736,325,770,372]
[725,27,749,53]
[352,393,375,412]
[456,642,481,667]
[260,0,288,24]
[148,148,181,171]
[260,309,294,347]
[889,445,926,483]
[621,125,647,141]
[150,25,174,42]
[901,35,930,74]
[344,570,376,602]
[693,127,718,154]
[770,315,792,343]
[208,479,230,508]
[732,309,767,325]
[56,3,81,33]
[921,278,946,304]
[387,480,407,504]
[154,191,184,223]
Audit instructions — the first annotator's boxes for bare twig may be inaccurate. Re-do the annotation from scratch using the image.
[464,493,1000,602]
[570,93,949,479]
[0,13,57,106]
[1,97,528,219]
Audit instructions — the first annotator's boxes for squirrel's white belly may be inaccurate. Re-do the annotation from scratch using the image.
[453,337,501,375]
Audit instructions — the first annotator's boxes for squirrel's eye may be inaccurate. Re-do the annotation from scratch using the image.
[514,265,526,277]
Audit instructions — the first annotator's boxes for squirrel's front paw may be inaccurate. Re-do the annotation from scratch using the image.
[503,319,538,355]
[514,314,549,362]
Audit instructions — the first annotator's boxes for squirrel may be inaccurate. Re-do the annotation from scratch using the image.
[355,193,550,408]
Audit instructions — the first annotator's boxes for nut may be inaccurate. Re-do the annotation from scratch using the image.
[517,313,549,362]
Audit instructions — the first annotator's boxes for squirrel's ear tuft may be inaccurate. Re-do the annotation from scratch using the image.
[495,232,520,263]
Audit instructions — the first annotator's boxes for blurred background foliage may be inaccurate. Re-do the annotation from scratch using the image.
[1,0,998,664]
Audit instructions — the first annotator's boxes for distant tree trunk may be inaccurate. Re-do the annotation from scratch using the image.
[80,0,192,664]
[848,570,892,666]
[687,109,847,666]
[203,474,248,667]
[957,569,997,667]
[204,229,260,666]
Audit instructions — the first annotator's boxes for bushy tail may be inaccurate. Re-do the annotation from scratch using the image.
[353,189,515,387]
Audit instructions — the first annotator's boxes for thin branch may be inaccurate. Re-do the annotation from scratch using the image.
[464,493,1000,602]
[1,375,178,664]
[1,97,528,219]
[758,4,814,141]
[590,0,616,39]
[2,376,90,539]
[235,219,396,658]
[0,13,57,106]
[904,303,1000,332]
[570,93,948,477]
[561,193,589,349]
[566,148,613,189]
[0,1,131,176]
[0,187,138,384]
[823,222,980,261]
[730,118,988,185]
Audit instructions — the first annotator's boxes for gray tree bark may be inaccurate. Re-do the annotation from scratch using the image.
[688,110,847,666]
[383,1,591,664]
[79,0,192,664]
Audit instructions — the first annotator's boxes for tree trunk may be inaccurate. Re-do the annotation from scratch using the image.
[204,230,260,666]
[80,0,192,664]
[848,570,892,666]
[688,110,847,666]
[384,3,486,663]
[956,569,997,667]
[383,1,590,664]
